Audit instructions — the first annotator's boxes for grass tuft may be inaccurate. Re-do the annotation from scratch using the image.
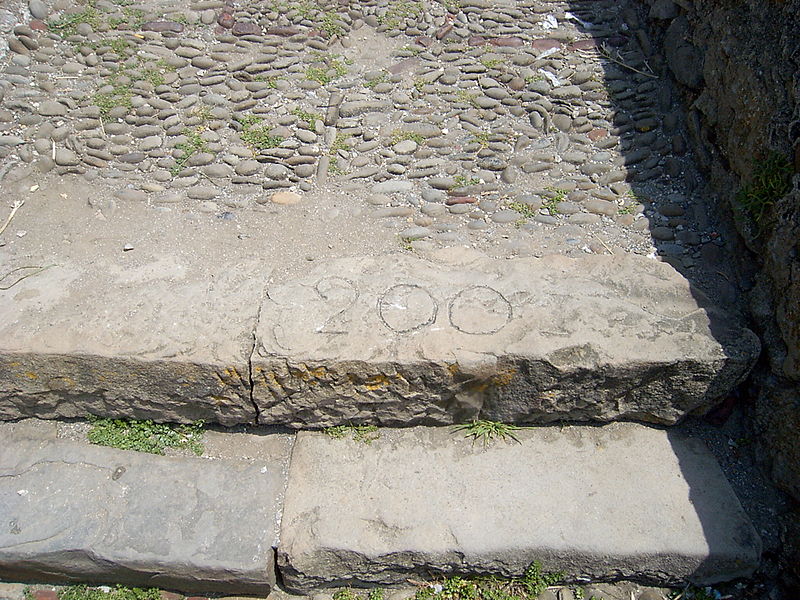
[452,420,522,447]
[736,152,792,227]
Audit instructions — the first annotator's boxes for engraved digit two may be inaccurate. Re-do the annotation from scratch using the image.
[315,277,358,334]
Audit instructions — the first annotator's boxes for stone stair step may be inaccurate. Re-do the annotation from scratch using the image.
[253,252,759,427]
[277,423,761,592]
[0,251,759,429]
[0,429,292,595]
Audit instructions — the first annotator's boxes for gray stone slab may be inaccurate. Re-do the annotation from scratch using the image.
[252,253,759,427]
[0,255,266,425]
[0,435,292,594]
[278,424,761,591]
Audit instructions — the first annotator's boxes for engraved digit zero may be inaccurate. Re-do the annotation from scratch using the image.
[378,284,438,333]
[448,285,512,335]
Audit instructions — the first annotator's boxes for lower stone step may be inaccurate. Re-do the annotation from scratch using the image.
[0,422,761,596]
[0,430,291,595]
[278,423,761,592]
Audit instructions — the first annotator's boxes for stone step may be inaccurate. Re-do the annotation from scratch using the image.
[0,251,759,428]
[0,421,760,594]
[0,426,292,595]
[278,424,761,592]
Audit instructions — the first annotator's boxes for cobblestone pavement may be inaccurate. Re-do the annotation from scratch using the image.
[0,0,728,268]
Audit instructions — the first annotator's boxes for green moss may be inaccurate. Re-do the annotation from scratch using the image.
[59,586,161,600]
[323,424,380,444]
[87,416,204,456]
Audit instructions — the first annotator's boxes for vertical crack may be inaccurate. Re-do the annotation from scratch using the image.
[247,287,267,426]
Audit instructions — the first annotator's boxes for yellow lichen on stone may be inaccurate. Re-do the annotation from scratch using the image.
[24,372,38,380]
[490,368,516,386]
[365,374,390,390]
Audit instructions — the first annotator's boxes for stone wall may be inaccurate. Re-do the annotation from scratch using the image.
[638,0,800,589]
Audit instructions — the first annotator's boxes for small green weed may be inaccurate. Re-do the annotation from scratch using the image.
[395,45,422,56]
[480,57,502,69]
[59,585,161,600]
[736,152,792,226]
[455,89,479,107]
[378,0,423,28]
[454,174,481,187]
[470,131,491,148]
[329,131,352,154]
[49,7,102,37]
[305,53,349,84]
[364,72,389,89]
[170,128,208,175]
[291,106,321,127]
[542,187,568,215]
[254,75,281,88]
[399,235,420,251]
[452,420,523,447]
[508,201,536,219]
[413,561,564,600]
[320,11,344,37]
[390,130,425,146]
[87,416,204,455]
[668,587,721,600]
[93,75,133,121]
[122,7,146,29]
[238,114,283,151]
[328,156,345,175]
[324,424,380,444]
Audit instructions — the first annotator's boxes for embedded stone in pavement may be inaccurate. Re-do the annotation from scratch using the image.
[277,424,762,591]
[0,436,291,594]
[251,252,759,427]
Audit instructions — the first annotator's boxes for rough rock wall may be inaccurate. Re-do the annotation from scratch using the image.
[638,0,800,588]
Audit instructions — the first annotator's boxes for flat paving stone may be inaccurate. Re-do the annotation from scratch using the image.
[0,435,292,594]
[277,424,761,591]
[252,251,759,427]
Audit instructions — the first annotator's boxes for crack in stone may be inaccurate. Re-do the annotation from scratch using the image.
[246,285,269,426]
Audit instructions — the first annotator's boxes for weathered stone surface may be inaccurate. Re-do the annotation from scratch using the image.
[0,254,265,424]
[0,436,290,593]
[252,253,759,427]
[278,424,761,591]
